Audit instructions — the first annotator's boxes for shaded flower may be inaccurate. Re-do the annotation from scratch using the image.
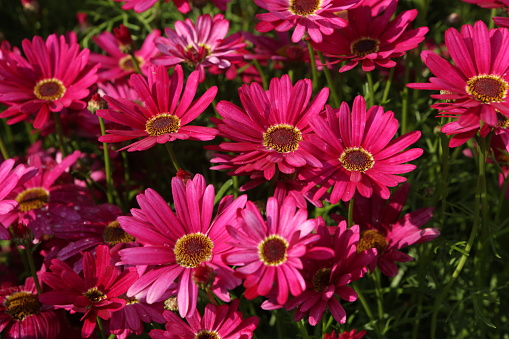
[301,96,422,203]
[113,0,190,13]
[97,65,218,151]
[324,329,367,339]
[149,299,259,339]
[118,174,247,317]
[312,0,428,72]
[0,33,99,129]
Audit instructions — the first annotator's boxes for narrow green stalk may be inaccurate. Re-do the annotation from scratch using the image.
[347,198,354,227]
[25,246,42,294]
[129,53,142,74]
[439,133,450,227]
[489,8,497,29]
[107,334,116,339]
[372,269,385,328]
[317,51,340,108]
[353,281,377,327]
[165,142,181,172]
[96,316,107,339]
[366,72,375,107]
[252,59,268,91]
[0,132,9,159]
[232,176,239,199]
[306,40,319,93]
[401,56,411,135]
[53,112,68,157]
[296,319,310,339]
[98,116,114,205]
[381,67,395,105]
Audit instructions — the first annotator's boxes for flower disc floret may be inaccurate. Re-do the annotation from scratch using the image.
[258,235,288,266]
[312,268,332,293]
[174,233,214,268]
[15,187,50,212]
[5,291,41,320]
[339,147,375,172]
[466,74,508,103]
[103,220,136,245]
[118,55,145,71]
[84,287,107,303]
[145,113,181,136]
[195,330,220,339]
[351,37,380,57]
[356,229,387,253]
[290,0,321,16]
[33,78,66,101]
[263,124,303,153]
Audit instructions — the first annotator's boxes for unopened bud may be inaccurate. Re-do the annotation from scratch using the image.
[192,264,216,289]
[113,25,133,53]
[9,223,34,247]
[88,93,107,114]
[176,169,193,185]
[164,296,178,311]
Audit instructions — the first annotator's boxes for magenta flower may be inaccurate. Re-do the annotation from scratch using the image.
[0,33,99,129]
[407,21,509,144]
[286,221,376,325]
[39,245,138,338]
[89,29,161,82]
[117,174,247,318]
[352,184,439,277]
[223,196,334,305]
[301,96,423,203]
[149,299,259,339]
[113,0,190,13]
[254,0,361,43]
[154,14,246,82]
[97,65,218,151]
[0,278,60,339]
[209,74,328,181]
[312,0,428,72]
[324,329,367,339]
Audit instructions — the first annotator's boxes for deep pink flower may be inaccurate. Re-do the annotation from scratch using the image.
[39,245,138,338]
[223,196,334,305]
[301,96,423,203]
[324,329,367,339]
[351,184,439,277]
[154,14,246,82]
[254,0,361,43]
[89,29,161,82]
[312,0,428,72]
[113,0,190,13]
[407,21,509,143]
[97,65,218,151]
[0,33,99,129]
[117,174,247,318]
[0,278,60,339]
[149,299,259,339]
[285,221,375,325]
[461,0,506,8]
[209,74,328,181]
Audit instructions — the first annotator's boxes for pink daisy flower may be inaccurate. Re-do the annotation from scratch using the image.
[0,33,99,129]
[312,0,428,72]
[149,299,259,339]
[153,14,246,82]
[113,0,190,13]
[254,0,361,43]
[407,21,509,134]
[0,158,37,217]
[285,221,376,325]
[118,174,247,318]
[301,95,423,203]
[461,0,506,8]
[0,278,61,339]
[223,196,334,305]
[324,329,367,339]
[209,74,328,181]
[39,245,138,338]
[89,29,161,82]
[351,183,440,277]
[97,64,218,152]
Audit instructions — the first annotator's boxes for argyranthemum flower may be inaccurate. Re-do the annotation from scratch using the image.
[209,74,328,181]
[89,28,160,82]
[0,33,99,129]
[324,329,367,339]
[407,21,509,137]
[285,221,376,325]
[117,174,247,318]
[39,245,138,338]
[312,0,428,72]
[351,184,439,277]
[154,14,246,82]
[97,65,218,152]
[113,0,190,13]
[149,299,259,339]
[301,95,423,203]
[223,196,334,305]
[254,0,361,43]
[0,278,60,339]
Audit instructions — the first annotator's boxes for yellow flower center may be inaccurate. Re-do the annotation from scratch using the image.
[103,220,136,245]
[84,287,107,303]
[118,55,145,71]
[339,147,375,172]
[258,235,288,266]
[15,187,50,212]
[5,291,41,321]
[195,330,221,339]
[466,74,508,103]
[174,233,214,268]
[33,78,66,101]
[145,113,181,136]
[312,267,332,293]
[351,37,380,57]
[290,0,322,16]
[263,124,302,153]
[356,229,387,254]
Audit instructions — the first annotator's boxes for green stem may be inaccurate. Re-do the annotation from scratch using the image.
[317,51,340,108]
[25,246,42,294]
[0,131,9,160]
[347,197,354,227]
[366,72,375,107]
[401,56,411,135]
[381,67,395,105]
[165,142,181,172]
[252,59,268,91]
[373,269,385,329]
[296,319,310,339]
[53,112,68,157]
[98,116,114,205]
[353,281,376,325]
[96,316,107,339]
[306,40,319,93]
[129,53,142,74]
[439,133,450,227]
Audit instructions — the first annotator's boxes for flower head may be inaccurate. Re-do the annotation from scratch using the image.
[113,0,190,13]
[0,33,98,129]
[97,65,218,151]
